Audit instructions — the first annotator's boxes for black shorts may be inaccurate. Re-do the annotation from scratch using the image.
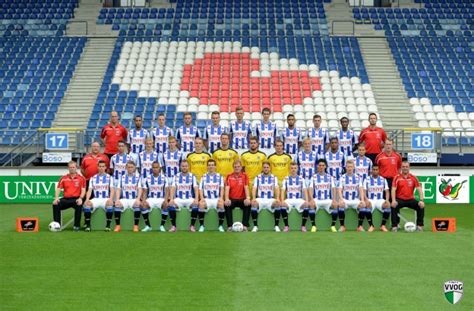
[230,199,249,209]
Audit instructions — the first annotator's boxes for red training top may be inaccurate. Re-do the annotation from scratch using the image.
[58,174,86,198]
[359,126,387,154]
[393,173,420,201]
[81,153,110,181]
[100,123,127,154]
[226,172,249,200]
[375,151,402,179]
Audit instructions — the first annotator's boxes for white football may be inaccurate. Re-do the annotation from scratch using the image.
[404,222,416,233]
[232,222,244,232]
[48,221,61,232]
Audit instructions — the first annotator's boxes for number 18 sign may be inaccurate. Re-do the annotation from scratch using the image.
[45,133,69,150]
[411,133,434,150]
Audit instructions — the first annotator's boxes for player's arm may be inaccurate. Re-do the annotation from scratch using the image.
[391,178,398,208]
[85,180,93,204]
[415,178,424,208]
[53,183,63,205]
[251,178,258,204]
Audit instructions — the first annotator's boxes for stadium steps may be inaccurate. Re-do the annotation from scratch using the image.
[325,0,380,36]
[53,37,116,149]
[67,0,116,36]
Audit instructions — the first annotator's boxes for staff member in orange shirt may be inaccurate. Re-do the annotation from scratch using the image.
[100,111,128,159]
[359,113,387,163]
[224,159,251,231]
[80,141,110,190]
[391,161,425,232]
[52,161,86,231]
[375,139,402,200]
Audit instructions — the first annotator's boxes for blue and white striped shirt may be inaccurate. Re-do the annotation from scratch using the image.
[159,150,183,178]
[204,124,228,154]
[138,150,159,178]
[335,129,357,158]
[230,120,252,149]
[325,151,346,181]
[127,128,149,155]
[364,175,388,200]
[280,127,303,156]
[173,173,198,199]
[152,126,174,154]
[355,156,373,182]
[255,121,278,149]
[176,126,201,153]
[110,153,134,179]
[142,173,167,199]
[307,173,335,200]
[296,150,319,180]
[89,173,113,199]
[339,173,363,200]
[282,175,306,199]
[253,174,279,199]
[307,127,329,155]
[115,173,141,199]
[199,173,224,199]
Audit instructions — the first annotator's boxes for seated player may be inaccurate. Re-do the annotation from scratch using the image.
[280,162,308,232]
[113,161,143,232]
[337,160,366,232]
[307,159,338,232]
[141,161,169,232]
[364,164,390,232]
[251,161,280,232]
[168,160,199,232]
[198,159,226,232]
[83,160,114,232]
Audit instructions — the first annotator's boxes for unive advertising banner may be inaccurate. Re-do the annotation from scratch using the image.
[0,176,61,203]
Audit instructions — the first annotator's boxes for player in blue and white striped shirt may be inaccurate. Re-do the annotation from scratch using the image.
[334,117,358,160]
[113,161,142,233]
[354,143,373,182]
[325,137,346,183]
[307,159,338,232]
[127,115,149,163]
[306,114,330,156]
[151,114,174,154]
[230,107,252,155]
[203,111,228,154]
[84,160,114,231]
[280,162,308,232]
[251,161,280,232]
[110,140,134,179]
[280,114,304,159]
[297,138,320,181]
[168,160,199,232]
[254,108,278,157]
[364,164,390,232]
[197,159,225,232]
[176,112,201,157]
[137,138,159,178]
[159,136,184,182]
[141,161,169,232]
[337,160,366,232]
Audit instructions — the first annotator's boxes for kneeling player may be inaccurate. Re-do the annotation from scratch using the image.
[307,159,338,232]
[84,160,114,231]
[113,161,142,232]
[280,162,308,232]
[198,159,225,232]
[364,164,390,232]
[337,160,366,232]
[251,161,280,232]
[141,161,168,232]
[168,160,199,232]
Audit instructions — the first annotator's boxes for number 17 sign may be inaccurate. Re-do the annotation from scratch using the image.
[45,133,69,150]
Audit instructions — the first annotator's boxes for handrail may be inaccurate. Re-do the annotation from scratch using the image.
[0,131,46,167]
[66,20,88,36]
[331,20,355,36]
[38,127,85,132]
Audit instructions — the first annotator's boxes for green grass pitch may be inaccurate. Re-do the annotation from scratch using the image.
[1,203,473,310]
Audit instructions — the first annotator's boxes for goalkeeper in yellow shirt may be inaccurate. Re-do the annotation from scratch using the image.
[267,139,292,187]
[187,138,211,182]
[241,136,267,189]
[212,133,239,178]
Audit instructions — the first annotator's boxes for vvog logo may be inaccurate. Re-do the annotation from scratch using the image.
[444,280,463,305]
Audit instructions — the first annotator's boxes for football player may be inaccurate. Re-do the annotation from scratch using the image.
[113,161,142,232]
[110,140,134,179]
[296,137,320,181]
[354,143,373,182]
[159,136,184,183]
[306,114,329,156]
[267,139,292,187]
[203,111,228,154]
[241,136,267,190]
[198,159,225,232]
[280,114,303,159]
[176,112,201,157]
[254,107,278,156]
[127,115,149,163]
[251,161,280,232]
[151,113,174,154]
[212,133,239,178]
[364,164,390,232]
[137,137,159,178]
[187,137,212,182]
[280,162,308,232]
[141,161,169,232]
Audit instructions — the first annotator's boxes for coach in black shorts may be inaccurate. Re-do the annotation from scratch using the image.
[224,160,251,231]
[52,161,86,231]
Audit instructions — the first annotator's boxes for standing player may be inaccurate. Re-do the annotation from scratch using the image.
[354,143,373,182]
[168,160,199,232]
[307,159,338,232]
[198,159,226,232]
[229,106,252,155]
[254,108,278,156]
[364,164,391,232]
[127,115,149,162]
[297,137,320,181]
[241,136,267,190]
[280,162,308,232]
[203,111,228,154]
[251,161,280,232]
[141,161,169,232]
[81,141,110,191]
[212,133,239,179]
[137,137,159,178]
[159,136,184,182]
[187,137,211,182]
[100,111,128,159]
[337,161,365,232]
[334,117,358,160]
[307,114,330,156]
[267,139,292,187]
[325,137,346,183]
[151,113,174,154]
[176,112,201,157]
[280,114,303,159]
[359,112,387,163]
[375,139,402,201]
[113,161,142,232]
[110,140,134,179]
[83,160,114,232]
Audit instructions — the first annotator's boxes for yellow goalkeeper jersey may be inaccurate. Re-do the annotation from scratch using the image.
[267,153,292,186]
[187,151,212,182]
[241,151,267,184]
[212,148,239,178]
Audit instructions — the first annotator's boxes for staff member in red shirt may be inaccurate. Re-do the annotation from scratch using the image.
[100,111,128,159]
[224,159,251,231]
[52,161,86,231]
[80,141,110,190]
[375,139,402,200]
[359,113,387,163]
[391,161,425,232]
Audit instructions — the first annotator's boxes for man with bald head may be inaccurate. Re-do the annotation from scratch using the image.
[100,111,128,159]
[81,141,110,191]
